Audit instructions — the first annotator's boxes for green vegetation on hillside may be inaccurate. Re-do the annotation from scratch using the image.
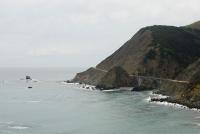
[144,25,200,67]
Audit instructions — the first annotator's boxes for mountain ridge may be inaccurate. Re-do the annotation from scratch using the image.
[72,22,200,85]
[71,21,200,108]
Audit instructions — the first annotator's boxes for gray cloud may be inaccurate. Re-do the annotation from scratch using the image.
[0,0,200,67]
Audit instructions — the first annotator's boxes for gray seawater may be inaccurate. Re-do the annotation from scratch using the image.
[0,68,200,134]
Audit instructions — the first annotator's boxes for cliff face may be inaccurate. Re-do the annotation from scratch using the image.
[158,59,200,96]
[179,76,200,108]
[156,59,200,108]
[73,24,200,87]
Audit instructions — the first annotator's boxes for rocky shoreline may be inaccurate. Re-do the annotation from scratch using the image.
[66,80,200,110]
[150,94,200,111]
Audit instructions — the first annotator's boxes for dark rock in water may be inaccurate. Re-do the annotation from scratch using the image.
[26,76,32,80]
[64,80,72,83]
[79,82,83,84]
[150,97,168,102]
[150,93,200,109]
[63,80,75,84]
[96,66,133,90]
[132,86,153,92]
[28,86,32,89]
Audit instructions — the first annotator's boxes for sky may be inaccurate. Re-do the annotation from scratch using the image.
[0,0,200,67]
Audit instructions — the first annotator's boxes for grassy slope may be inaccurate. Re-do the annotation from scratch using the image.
[186,21,200,30]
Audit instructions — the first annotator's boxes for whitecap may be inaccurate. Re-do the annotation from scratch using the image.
[61,82,79,85]
[9,125,29,130]
[151,93,168,99]
[26,100,41,103]
[102,89,122,92]
[144,96,151,102]
[0,121,30,130]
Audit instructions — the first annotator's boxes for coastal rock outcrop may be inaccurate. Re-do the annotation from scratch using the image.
[96,66,134,90]
[72,67,106,85]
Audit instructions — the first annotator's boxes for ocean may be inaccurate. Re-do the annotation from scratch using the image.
[0,68,200,134]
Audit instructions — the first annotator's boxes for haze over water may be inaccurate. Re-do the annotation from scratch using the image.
[0,68,199,134]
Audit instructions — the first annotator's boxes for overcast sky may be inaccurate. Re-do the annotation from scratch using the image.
[0,0,199,67]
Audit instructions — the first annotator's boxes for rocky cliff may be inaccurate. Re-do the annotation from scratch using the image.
[156,59,200,108]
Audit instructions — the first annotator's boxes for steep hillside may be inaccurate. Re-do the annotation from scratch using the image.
[96,29,153,74]
[72,25,200,85]
[186,21,200,30]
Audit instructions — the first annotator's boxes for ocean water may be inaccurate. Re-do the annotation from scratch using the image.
[0,68,200,134]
